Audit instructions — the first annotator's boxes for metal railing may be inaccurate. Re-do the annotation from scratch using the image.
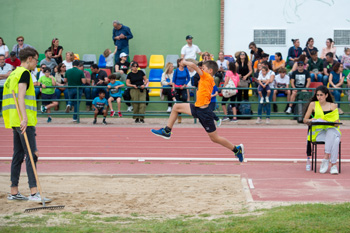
[1,85,349,123]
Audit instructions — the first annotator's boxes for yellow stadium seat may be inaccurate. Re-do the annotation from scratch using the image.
[148,82,162,97]
[248,84,253,97]
[74,54,80,60]
[149,55,164,69]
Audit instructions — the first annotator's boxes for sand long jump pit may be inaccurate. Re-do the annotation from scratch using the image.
[0,175,248,216]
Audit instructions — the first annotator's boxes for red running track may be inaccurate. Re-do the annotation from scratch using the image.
[1,126,350,203]
[1,127,349,160]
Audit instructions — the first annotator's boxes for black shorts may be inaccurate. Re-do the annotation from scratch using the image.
[41,93,57,106]
[95,108,105,115]
[190,104,216,133]
[110,96,121,101]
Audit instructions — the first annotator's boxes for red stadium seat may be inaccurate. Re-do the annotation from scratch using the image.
[133,55,148,69]
[101,68,111,77]
[309,82,323,92]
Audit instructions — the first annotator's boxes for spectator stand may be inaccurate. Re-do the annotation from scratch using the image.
[82,54,97,68]
[148,55,164,97]
[37,53,46,67]
[165,54,179,69]
[98,54,106,68]
[133,55,148,69]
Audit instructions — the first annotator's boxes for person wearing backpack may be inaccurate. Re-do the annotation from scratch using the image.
[221,62,239,122]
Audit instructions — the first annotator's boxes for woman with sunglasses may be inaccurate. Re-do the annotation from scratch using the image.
[126,61,148,123]
[303,85,341,174]
[11,36,34,58]
[48,38,63,64]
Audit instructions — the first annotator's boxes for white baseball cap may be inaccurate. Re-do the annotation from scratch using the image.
[119,52,128,58]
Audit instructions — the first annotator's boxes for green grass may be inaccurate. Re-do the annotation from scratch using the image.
[1,203,350,232]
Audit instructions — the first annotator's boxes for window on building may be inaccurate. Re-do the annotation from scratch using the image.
[334,30,350,45]
[253,29,286,46]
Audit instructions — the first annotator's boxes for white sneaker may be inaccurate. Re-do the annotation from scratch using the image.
[256,117,262,124]
[127,106,133,112]
[260,98,264,104]
[306,159,311,171]
[266,118,270,124]
[7,192,28,201]
[320,159,329,173]
[265,96,269,103]
[28,193,51,202]
[330,165,339,175]
[216,118,222,127]
[222,117,230,122]
[285,107,292,114]
[167,107,172,113]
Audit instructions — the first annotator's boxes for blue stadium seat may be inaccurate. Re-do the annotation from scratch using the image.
[98,54,106,68]
[149,69,163,82]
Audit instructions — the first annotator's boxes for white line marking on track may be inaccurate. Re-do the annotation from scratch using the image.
[248,179,255,189]
[0,157,349,162]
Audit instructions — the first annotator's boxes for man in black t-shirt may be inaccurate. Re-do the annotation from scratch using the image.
[90,64,108,99]
[322,52,338,86]
[286,61,311,114]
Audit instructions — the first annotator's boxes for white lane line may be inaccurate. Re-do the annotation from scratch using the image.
[241,178,254,203]
[248,179,255,189]
[0,157,349,162]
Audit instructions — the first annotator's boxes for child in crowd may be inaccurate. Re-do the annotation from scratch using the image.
[107,74,124,117]
[257,66,271,103]
[209,85,221,127]
[272,67,291,112]
[341,47,350,70]
[104,46,117,72]
[38,67,58,123]
[151,59,244,162]
[115,52,130,82]
[221,62,239,122]
[92,89,108,125]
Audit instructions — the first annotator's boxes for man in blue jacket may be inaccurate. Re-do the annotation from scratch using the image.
[112,20,133,64]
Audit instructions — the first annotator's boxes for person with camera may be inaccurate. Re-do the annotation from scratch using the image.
[215,51,229,87]
[126,61,148,123]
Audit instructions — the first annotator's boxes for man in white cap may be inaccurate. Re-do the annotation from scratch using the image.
[181,35,202,60]
[114,52,130,82]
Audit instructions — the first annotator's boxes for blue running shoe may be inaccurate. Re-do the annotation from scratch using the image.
[234,144,244,162]
[41,105,47,113]
[47,117,52,123]
[151,128,171,139]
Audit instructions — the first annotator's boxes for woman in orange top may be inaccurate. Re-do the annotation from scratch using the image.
[272,52,285,73]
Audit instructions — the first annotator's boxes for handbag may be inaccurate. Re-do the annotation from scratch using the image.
[239,78,250,88]
[222,78,237,98]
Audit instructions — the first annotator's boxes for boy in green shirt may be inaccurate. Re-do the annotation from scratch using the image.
[38,67,58,123]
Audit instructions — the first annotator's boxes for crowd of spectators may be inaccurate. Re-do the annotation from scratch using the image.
[1,31,350,124]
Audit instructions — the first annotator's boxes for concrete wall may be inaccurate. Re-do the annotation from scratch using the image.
[1,0,220,62]
[224,0,350,59]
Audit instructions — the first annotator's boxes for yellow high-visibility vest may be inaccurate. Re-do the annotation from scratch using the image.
[308,101,341,142]
[2,66,37,128]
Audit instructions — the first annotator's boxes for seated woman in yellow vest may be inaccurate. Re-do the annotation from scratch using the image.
[303,85,341,174]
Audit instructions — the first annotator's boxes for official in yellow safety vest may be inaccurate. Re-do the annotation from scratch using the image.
[2,47,48,202]
[303,85,341,174]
